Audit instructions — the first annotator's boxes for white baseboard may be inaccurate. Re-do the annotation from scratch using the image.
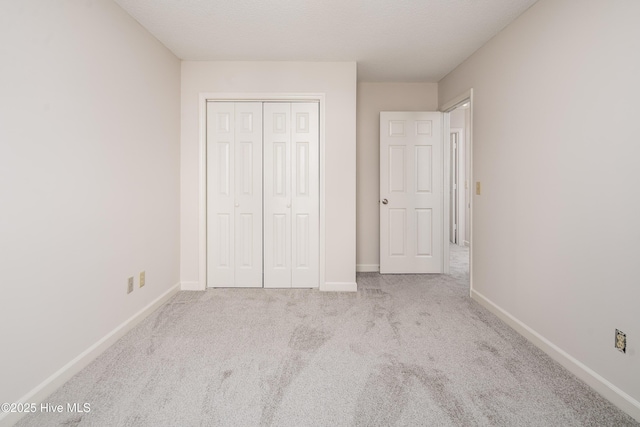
[321,281,358,292]
[471,289,640,423]
[180,281,204,291]
[356,264,379,272]
[0,283,181,427]
[184,280,357,292]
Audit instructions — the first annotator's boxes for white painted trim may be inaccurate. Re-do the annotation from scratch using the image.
[356,264,380,272]
[440,89,473,113]
[321,281,358,292]
[0,283,181,427]
[449,127,464,246]
[198,93,326,291]
[467,90,474,297]
[442,113,450,274]
[472,289,640,423]
[198,93,208,292]
[180,281,202,291]
[319,99,326,293]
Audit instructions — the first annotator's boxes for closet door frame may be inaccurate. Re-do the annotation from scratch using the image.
[197,93,326,291]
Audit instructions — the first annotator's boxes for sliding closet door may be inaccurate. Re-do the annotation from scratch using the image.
[263,102,319,288]
[206,102,263,287]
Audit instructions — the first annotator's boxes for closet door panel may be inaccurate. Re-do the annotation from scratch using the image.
[208,101,319,289]
[264,103,292,288]
[207,102,235,287]
[234,102,263,287]
[291,103,319,288]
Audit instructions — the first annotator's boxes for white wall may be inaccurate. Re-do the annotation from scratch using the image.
[180,61,357,290]
[356,82,438,271]
[439,0,640,419]
[0,0,181,417]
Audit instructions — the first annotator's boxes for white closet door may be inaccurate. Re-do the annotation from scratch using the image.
[233,103,263,287]
[263,103,292,287]
[207,102,262,287]
[207,102,235,287]
[291,103,319,288]
[263,102,319,288]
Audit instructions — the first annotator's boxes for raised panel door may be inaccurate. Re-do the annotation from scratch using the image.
[380,111,443,273]
[207,102,262,287]
[263,103,292,288]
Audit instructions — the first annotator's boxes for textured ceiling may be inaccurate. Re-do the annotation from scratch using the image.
[113,0,538,82]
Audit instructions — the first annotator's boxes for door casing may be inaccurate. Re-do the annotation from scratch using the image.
[450,128,466,246]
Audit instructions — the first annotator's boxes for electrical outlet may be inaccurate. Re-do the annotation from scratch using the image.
[127,277,134,294]
[615,329,626,353]
[139,271,145,288]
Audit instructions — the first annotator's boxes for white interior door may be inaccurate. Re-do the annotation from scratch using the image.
[207,102,263,287]
[380,111,443,274]
[263,102,319,288]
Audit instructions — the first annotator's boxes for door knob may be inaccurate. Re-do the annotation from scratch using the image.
[382,199,388,205]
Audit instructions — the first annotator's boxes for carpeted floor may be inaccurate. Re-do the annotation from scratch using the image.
[16,245,638,426]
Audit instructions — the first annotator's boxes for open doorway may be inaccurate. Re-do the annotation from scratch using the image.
[442,91,473,294]
[449,103,470,248]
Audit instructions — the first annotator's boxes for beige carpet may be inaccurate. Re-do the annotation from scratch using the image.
[16,245,638,426]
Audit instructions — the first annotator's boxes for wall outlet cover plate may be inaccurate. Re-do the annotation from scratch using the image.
[615,329,626,354]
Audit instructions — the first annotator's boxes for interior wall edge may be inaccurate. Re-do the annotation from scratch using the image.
[0,283,181,427]
[180,281,203,291]
[471,289,640,423]
[355,82,439,268]
[356,264,380,273]
[181,61,357,291]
